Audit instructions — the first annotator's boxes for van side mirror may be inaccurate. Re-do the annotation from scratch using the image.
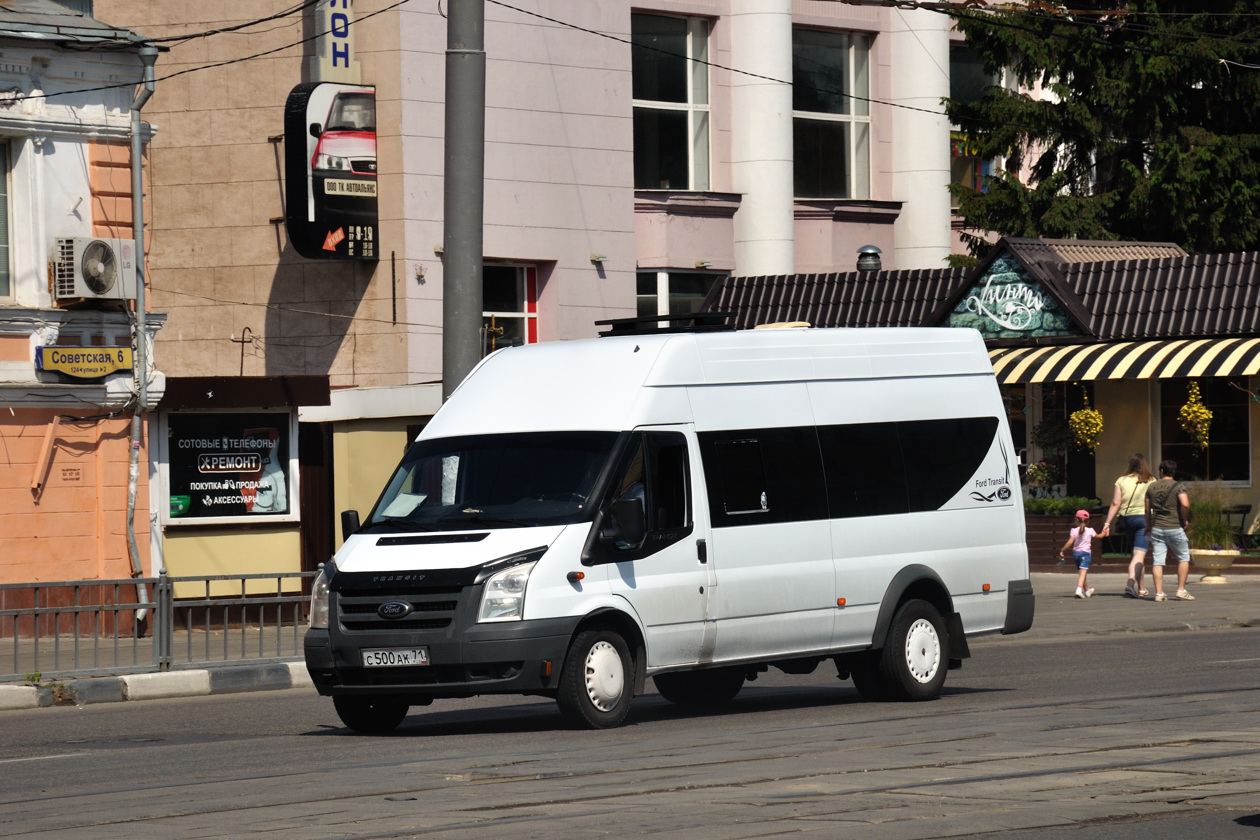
[309,122,322,138]
[604,498,646,549]
[340,510,360,541]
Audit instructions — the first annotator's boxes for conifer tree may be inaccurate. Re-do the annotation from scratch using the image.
[947,1,1260,256]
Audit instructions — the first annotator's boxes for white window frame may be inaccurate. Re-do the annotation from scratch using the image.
[792,28,871,200]
[632,13,711,191]
[482,264,538,356]
[636,270,725,323]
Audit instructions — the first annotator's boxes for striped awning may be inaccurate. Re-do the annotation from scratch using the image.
[990,338,1260,384]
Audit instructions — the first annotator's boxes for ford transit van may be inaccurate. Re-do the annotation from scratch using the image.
[304,326,1034,731]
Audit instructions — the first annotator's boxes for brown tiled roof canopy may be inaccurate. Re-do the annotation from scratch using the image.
[700,267,967,331]
[703,239,1260,342]
[1067,250,1260,340]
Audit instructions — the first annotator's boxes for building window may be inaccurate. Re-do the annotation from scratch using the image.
[792,28,870,200]
[1160,378,1250,483]
[0,143,9,298]
[632,13,710,191]
[949,44,998,209]
[636,271,723,322]
[482,265,537,356]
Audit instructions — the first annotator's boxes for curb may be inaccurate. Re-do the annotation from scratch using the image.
[0,661,314,711]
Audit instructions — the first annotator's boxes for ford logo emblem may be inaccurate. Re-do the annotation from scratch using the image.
[377,601,414,620]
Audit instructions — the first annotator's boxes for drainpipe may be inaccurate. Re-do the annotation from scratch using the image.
[126,43,158,620]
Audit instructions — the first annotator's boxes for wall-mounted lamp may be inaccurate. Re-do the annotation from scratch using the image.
[590,253,607,264]
[695,260,712,269]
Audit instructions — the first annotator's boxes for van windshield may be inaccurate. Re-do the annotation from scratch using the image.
[363,431,619,532]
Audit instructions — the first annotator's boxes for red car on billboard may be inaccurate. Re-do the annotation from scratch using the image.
[310,89,377,222]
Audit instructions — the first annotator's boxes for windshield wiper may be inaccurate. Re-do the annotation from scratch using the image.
[364,517,436,532]
[435,512,527,529]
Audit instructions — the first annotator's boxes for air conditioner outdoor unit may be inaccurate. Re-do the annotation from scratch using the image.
[53,237,138,302]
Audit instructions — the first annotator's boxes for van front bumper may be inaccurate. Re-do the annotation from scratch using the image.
[304,616,580,701]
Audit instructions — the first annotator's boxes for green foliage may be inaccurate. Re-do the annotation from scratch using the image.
[1023,495,1102,516]
[948,2,1260,256]
[24,672,40,686]
[1187,481,1240,549]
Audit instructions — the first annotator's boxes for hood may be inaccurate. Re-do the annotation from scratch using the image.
[313,130,376,161]
[333,523,570,574]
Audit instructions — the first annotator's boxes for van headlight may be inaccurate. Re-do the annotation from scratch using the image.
[476,548,545,622]
[309,565,332,629]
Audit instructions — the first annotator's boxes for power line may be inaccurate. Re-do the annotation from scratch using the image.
[486,0,950,120]
[150,285,441,333]
[148,0,322,45]
[27,0,410,103]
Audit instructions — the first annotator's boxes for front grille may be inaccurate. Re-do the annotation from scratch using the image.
[350,160,376,174]
[335,585,467,634]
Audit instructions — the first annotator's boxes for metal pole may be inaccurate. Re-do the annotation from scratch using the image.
[441,0,486,400]
[126,44,159,615]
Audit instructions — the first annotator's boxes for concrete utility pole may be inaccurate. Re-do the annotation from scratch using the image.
[441,0,486,400]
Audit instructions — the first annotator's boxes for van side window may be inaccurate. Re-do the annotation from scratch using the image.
[902,417,999,510]
[713,439,768,515]
[700,427,828,527]
[817,423,908,518]
[649,435,690,530]
[819,417,1000,517]
[606,431,693,558]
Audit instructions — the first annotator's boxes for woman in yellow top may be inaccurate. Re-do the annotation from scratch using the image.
[1101,453,1156,598]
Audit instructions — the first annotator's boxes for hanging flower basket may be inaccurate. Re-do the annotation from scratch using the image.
[1025,460,1060,486]
[1179,381,1212,450]
[1068,393,1103,454]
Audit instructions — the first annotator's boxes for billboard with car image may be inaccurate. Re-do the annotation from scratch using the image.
[284,82,378,260]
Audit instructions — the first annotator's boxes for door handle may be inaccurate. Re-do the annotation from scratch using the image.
[697,538,707,564]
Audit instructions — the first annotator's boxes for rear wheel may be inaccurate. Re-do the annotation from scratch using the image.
[877,599,948,701]
[557,628,634,729]
[333,695,409,734]
[653,667,745,707]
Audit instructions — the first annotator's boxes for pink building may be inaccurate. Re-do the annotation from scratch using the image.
[75,0,963,580]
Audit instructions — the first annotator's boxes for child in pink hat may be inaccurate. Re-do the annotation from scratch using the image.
[1059,509,1097,598]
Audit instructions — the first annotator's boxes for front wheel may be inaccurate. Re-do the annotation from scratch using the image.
[333,695,409,734]
[557,628,634,729]
[877,599,948,701]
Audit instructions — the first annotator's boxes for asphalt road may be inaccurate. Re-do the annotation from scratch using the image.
[0,617,1257,839]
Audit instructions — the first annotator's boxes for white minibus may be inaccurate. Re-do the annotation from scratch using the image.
[305,326,1034,731]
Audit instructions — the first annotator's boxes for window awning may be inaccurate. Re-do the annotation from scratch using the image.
[989,338,1260,384]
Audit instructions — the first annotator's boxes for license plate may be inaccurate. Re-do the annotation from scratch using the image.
[361,647,429,667]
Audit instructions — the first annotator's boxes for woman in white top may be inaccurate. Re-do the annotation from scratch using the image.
[1101,453,1156,598]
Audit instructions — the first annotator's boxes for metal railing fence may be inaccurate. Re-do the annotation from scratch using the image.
[0,570,316,683]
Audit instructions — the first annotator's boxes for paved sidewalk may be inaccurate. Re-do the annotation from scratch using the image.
[2,571,1257,712]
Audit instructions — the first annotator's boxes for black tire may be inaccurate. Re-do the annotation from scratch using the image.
[653,667,745,707]
[848,651,890,702]
[333,695,409,734]
[877,599,949,701]
[557,628,634,729]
